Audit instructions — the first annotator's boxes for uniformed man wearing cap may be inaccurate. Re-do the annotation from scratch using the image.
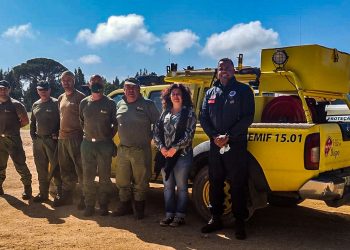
[0,80,32,199]
[113,77,159,219]
[79,75,118,217]
[30,81,62,203]
[55,71,86,208]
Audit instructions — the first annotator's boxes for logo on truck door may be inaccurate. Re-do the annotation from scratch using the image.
[325,136,341,158]
[325,137,332,156]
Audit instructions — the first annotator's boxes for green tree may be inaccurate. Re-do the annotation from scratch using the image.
[4,70,23,101]
[104,82,117,95]
[112,76,120,88]
[74,67,86,91]
[0,69,3,80]
[13,58,67,110]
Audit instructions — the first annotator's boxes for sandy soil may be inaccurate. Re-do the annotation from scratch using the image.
[1,130,350,249]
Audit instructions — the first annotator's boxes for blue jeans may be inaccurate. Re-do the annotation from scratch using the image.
[161,150,193,218]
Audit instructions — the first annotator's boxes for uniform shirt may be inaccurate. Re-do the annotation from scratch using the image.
[79,95,118,141]
[154,107,197,154]
[30,97,60,138]
[58,89,85,139]
[0,98,27,136]
[117,96,160,147]
[200,77,255,142]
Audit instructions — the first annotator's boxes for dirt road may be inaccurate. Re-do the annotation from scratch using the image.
[1,130,350,249]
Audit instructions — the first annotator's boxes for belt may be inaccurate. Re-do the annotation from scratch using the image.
[84,136,110,142]
[36,134,57,139]
[0,134,14,138]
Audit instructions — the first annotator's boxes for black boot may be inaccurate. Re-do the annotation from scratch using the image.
[33,193,49,203]
[111,201,133,217]
[84,206,95,217]
[77,195,86,210]
[235,219,247,240]
[134,200,145,220]
[99,204,109,216]
[22,185,32,200]
[52,190,73,207]
[201,215,223,233]
[0,186,4,195]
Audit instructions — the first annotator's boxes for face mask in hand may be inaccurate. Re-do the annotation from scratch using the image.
[91,83,103,93]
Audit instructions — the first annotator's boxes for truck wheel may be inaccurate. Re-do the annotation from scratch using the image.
[192,165,233,221]
[268,194,304,207]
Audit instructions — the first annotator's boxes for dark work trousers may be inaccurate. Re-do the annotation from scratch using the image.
[0,135,32,186]
[33,136,62,195]
[81,139,114,207]
[208,140,249,220]
[58,137,83,193]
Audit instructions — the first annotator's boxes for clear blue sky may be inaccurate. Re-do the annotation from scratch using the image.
[0,0,349,82]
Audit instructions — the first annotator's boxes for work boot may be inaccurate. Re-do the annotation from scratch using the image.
[22,185,32,200]
[99,204,109,216]
[111,201,133,217]
[83,206,95,217]
[33,193,49,203]
[77,195,86,210]
[0,186,4,195]
[52,190,73,207]
[134,200,145,220]
[235,219,247,240]
[201,215,223,233]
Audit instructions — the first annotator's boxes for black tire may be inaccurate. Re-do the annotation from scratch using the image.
[268,194,304,207]
[192,165,233,222]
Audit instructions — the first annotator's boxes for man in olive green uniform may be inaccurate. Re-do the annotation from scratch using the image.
[30,81,62,203]
[0,80,32,199]
[114,78,159,219]
[79,75,117,217]
[55,71,86,208]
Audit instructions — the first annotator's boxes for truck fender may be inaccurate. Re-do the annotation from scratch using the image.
[193,140,210,158]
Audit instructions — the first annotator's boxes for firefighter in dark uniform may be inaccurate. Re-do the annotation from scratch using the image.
[200,58,255,240]
[79,75,118,217]
[0,80,32,199]
[30,81,62,203]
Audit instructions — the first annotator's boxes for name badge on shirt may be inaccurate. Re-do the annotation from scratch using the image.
[100,109,107,114]
[136,106,144,111]
[46,109,52,112]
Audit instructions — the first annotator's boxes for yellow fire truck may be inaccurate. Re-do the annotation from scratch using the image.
[109,44,350,220]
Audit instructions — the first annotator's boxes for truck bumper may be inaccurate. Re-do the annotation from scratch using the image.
[299,175,350,200]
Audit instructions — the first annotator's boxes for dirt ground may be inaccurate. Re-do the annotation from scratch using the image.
[1,130,350,249]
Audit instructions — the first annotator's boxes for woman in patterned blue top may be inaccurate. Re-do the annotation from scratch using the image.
[154,83,197,227]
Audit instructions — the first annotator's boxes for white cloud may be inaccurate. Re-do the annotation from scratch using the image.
[76,14,159,54]
[79,54,102,64]
[201,21,279,65]
[163,29,199,55]
[60,38,72,45]
[2,23,36,42]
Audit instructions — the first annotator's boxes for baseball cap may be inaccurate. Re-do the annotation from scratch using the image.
[124,77,141,86]
[0,80,10,88]
[36,81,50,90]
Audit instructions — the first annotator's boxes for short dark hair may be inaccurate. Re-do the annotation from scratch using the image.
[218,57,234,67]
[161,83,193,110]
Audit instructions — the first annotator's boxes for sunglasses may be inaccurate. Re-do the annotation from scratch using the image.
[38,89,49,92]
